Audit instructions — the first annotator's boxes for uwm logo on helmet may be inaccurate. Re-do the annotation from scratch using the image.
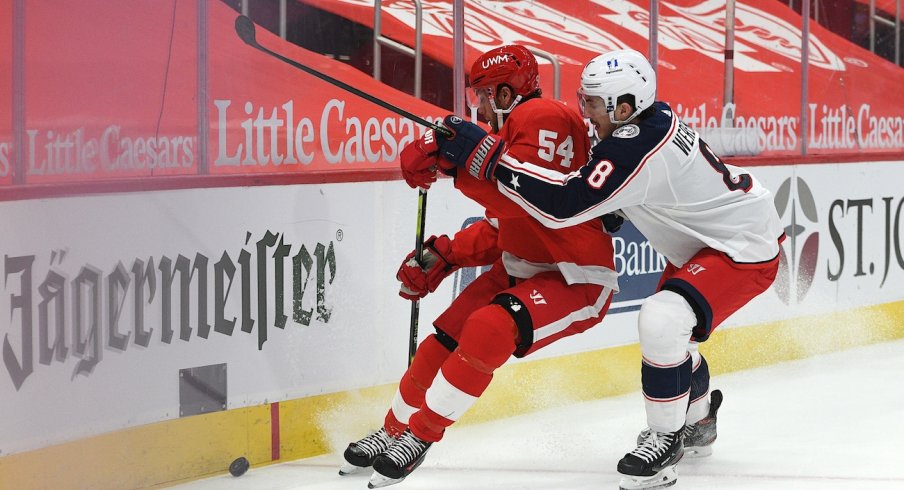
[482,54,510,68]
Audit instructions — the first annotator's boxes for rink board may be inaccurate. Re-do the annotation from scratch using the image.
[2,160,904,488]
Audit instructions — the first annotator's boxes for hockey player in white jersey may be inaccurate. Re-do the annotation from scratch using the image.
[416,49,785,489]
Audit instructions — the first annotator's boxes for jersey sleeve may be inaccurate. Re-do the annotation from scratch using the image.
[454,169,536,219]
[490,105,675,229]
[454,100,593,220]
[448,215,502,267]
[492,148,635,229]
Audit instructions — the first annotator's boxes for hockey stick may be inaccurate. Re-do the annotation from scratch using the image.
[235,15,436,366]
[234,15,452,137]
[408,188,428,366]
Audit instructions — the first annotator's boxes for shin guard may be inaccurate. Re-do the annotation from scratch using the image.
[385,334,453,436]
[410,305,517,441]
[638,291,697,432]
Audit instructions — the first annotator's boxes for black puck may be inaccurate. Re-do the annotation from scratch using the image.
[229,456,249,477]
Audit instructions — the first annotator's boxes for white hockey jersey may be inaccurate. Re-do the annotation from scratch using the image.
[492,102,784,267]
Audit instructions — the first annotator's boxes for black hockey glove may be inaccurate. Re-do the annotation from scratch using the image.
[435,115,504,181]
[601,212,625,233]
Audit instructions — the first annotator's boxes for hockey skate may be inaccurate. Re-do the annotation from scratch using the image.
[636,389,723,458]
[617,428,684,490]
[368,429,432,488]
[683,389,722,456]
[338,428,396,476]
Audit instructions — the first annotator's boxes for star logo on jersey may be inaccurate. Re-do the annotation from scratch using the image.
[529,289,547,304]
[687,263,706,275]
[612,124,640,138]
[510,174,521,190]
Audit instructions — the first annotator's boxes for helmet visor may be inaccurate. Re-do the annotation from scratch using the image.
[467,87,493,110]
[466,87,495,122]
[577,87,588,118]
[577,87,608,119]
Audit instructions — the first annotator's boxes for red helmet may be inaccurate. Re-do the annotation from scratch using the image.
[468,45,540,97]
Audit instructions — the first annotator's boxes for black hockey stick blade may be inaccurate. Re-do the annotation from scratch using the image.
[235,14,257,47]
[234,15,452,137]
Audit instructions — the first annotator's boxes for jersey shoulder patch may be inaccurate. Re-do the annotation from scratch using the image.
[612,124,640,139]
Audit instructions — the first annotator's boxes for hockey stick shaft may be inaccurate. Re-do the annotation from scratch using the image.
[408,188,428,366]
[234,15,452,137]
[236,15,434,365]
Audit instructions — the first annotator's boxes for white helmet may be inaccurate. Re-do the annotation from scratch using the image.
[580,48,656,124]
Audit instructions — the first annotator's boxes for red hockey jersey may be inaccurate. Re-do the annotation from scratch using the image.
[449,98,618,290]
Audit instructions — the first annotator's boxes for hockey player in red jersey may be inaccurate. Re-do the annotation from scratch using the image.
[339,45,618,488]
[413,49,785,490]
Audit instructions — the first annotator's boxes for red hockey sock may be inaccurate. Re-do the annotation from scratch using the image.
[384,334,453,437]
[409,305,517,441]
[383,411,407,439]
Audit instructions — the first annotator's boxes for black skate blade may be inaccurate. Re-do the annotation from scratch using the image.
[368,472,405,488]
[338,462,366,476]
[618,465,678,490]
[683,445,713,458]
[618,479,676,490]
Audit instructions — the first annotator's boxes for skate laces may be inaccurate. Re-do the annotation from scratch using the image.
[682,423,696,438]
[353,428,394,457]
[384,430,429,466]
[631,431,676,463]
[640,423,697,443]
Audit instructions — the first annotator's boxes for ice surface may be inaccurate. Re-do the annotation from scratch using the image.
[173,339,904,489]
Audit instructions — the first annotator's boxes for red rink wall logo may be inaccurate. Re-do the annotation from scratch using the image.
[773,177,819,304]
[599,1,845,72]
[348,0,626,57]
